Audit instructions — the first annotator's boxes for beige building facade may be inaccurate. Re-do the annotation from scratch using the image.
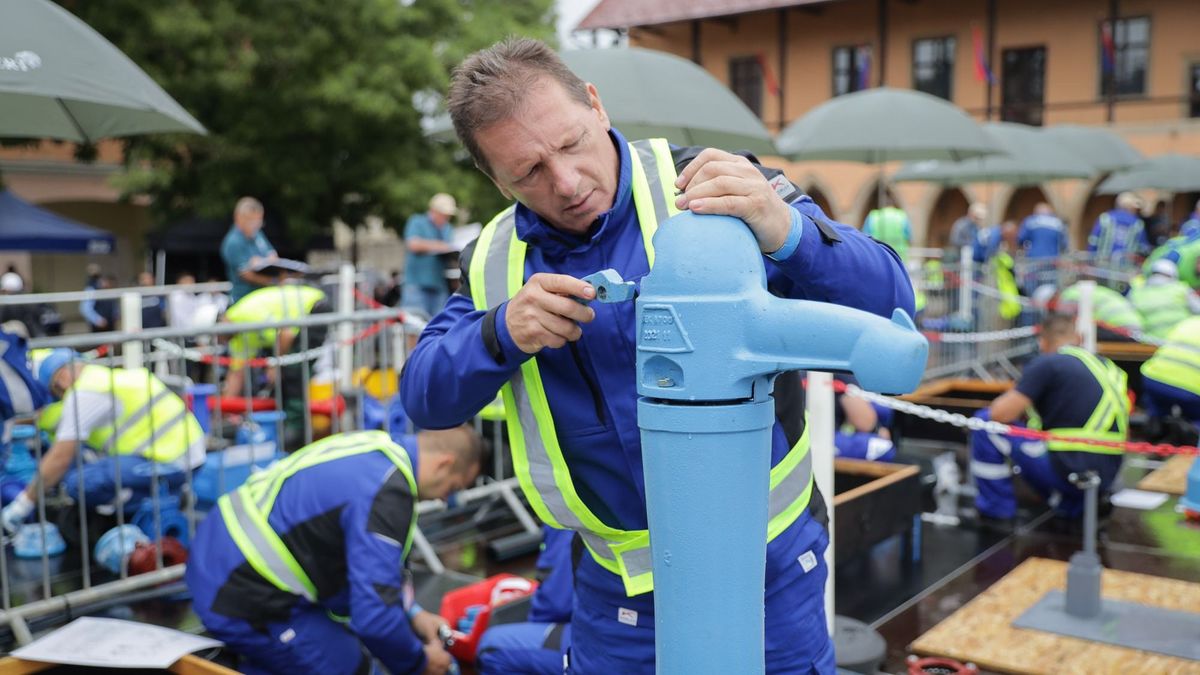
[580,0,1200,248]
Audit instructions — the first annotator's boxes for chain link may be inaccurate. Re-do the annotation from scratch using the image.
[923,325,1039,343]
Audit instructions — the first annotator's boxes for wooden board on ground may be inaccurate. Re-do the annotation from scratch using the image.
[910,557,1200,674]
[1098,341,1158,362]
[0,654,239,675]
[1137,455,1196,496]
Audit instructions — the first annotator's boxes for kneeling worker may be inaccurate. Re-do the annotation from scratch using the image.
[1140,315,1200,428]
[970,314,1128,521]
[1,349,205,532]
[187,428,481,675]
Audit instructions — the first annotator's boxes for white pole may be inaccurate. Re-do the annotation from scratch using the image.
[1076,280,1098,353]
[959,245,973,322]
[805,371,836,634]
[337,263,355,393]
[120,292,142,369]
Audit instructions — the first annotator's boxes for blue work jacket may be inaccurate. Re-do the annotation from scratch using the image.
[1019,213,1068,259]
[400,128,914,605]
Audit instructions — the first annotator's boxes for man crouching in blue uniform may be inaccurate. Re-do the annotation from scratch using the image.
[400,38,915,673]
[186,428,481,675]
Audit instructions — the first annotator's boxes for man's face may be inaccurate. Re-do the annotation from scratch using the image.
[236,209,263,236]
[473,78,618,236]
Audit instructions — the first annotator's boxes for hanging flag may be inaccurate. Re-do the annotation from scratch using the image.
[1100,20,1116,75]
[756,53,780,97]
[971,25,996,84]
[856,45,872,91]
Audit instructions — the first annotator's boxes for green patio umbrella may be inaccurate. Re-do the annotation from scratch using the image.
[892,122,1094,186]
[776,87,1000,162]
[0,0,205,142]
[427,47,775,155]
[1041,125,1142,173]
[1096,153,1200,194]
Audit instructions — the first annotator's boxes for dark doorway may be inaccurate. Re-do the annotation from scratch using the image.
[1001,47,1046,126]
[1002,186,1049,224]
[927,188,971,248]
[1190,63,1200,118]
[806,185,835,219]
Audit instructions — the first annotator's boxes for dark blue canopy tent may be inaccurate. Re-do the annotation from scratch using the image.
[0,189,115,254]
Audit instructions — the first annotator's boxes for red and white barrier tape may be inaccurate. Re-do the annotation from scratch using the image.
[922,325,1040,343]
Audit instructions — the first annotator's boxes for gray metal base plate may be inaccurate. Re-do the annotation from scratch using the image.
[1013,589,1200,661]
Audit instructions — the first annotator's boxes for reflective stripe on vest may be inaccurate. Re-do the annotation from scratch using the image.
[468,138,814,596]
[1141,317,1200,397]
[70,365,201,462]
[226,285,326,356]
[218,430,417,601]
[1045,347,1129,454]
[1129,282,1190,338]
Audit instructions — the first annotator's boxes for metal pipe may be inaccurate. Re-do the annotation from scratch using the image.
[0,565,185,628]
[0,282,232,306]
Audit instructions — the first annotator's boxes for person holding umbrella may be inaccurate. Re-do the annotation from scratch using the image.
[400,37,914,674]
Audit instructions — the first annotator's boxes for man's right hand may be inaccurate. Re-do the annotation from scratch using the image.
[504,273,596,354]
[421,643,453,675]
[1,492,33,534]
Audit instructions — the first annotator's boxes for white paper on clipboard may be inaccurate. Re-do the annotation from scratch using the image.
[11,616,222,669]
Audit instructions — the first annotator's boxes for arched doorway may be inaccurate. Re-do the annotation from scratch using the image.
[1078,192,1115,248]
[1002,186,1049,224]
[805,184,835,218]
[858,181,900,229]
[1171,191,1200,234]
[926,187,970,248]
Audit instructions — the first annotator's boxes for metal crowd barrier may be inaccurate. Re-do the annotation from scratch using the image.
[0,279,537,643]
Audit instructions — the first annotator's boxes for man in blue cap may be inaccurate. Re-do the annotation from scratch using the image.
[1,349,205,533]
[187,428,481,675]
[400,37,914,673]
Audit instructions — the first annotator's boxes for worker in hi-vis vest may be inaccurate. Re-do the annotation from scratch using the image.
[970,314,1128,523]
[187,428,481,675]
[1,348,205,532]
[400,38,915,673]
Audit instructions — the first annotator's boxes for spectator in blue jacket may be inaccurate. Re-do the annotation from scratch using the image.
[220,197,277,303]
[400,38,914,674]
[1089,192,1150,265]
[1019,202,1068,260]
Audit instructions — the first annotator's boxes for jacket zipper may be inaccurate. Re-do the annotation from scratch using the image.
[569,342,607,426]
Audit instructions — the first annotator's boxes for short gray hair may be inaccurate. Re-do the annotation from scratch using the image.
[234,196,264,216]
[447,37,590,175]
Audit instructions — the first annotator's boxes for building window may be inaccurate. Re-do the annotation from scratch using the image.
[833,45,872,97]
[1001,47,1046,126]
[729,56,763,118]
[1189,63,1200,118]
[1099,16,1149,97]
[912,36,956,100]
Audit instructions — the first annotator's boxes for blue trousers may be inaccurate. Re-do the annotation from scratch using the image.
[62,455,186,508]
[834,431,895,462]
[1142,376,1200,426]
[477,622,570,675]
[401,285,448,318]
[970,410,1082,519]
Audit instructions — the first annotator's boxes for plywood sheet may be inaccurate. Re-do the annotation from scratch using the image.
[1137,455,1196,496]
[909,557,1200,674]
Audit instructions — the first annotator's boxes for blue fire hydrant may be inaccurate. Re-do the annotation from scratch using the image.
[622,211,927,674]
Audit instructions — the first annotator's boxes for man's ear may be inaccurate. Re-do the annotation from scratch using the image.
[586,82,610,130]
[477,162,514,201]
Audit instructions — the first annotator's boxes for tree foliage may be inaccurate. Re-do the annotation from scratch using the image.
[56,0,556,239]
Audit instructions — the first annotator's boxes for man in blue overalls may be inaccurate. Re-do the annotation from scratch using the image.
[186,428,482,675]
[400,38,914,673]
[970,314,1128,522]
[476,526,575,674]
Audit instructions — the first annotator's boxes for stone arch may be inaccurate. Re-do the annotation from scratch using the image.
[803,180,835,219]
[1171,191,1200,233]
[1002,186,1050,224]
[925,187,971,248]
[853,179,901,229]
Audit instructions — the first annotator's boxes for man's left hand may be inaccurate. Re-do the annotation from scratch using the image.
[411,609,449,644]
[1,492,33,534]
[674,148,793,253]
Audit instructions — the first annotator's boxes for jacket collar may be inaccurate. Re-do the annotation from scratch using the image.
[513,127,635,259]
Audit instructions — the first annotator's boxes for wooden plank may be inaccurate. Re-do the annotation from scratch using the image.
[901,378,1011,402]
[1098,341,1158,362]
[168,654,242,675]
[1137,455,1196,496]
[0,658,54,675]
[833,460,919,507]
[910,557,1200,674]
